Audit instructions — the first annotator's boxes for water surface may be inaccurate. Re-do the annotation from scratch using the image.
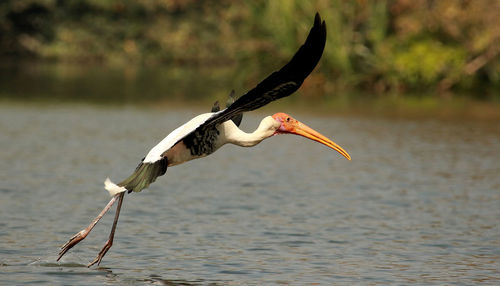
[0,104,499,285]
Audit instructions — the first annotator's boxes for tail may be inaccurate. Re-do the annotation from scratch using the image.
[104,178,127,196]
[104,157,168,196]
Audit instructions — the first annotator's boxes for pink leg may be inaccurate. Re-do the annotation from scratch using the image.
[88,192,125,267]
[57,194,119,261]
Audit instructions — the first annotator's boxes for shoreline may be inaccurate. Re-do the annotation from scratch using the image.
[2,96,498,122]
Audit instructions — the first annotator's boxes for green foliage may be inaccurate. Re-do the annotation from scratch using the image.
[0,0,499,98]
[390,39,466,87]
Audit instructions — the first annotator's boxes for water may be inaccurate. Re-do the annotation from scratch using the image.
[1,103,499,285]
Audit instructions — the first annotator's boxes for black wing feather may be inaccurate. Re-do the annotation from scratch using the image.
[225,90,243,126]
[211,100,220,112]
[210,90,243,126]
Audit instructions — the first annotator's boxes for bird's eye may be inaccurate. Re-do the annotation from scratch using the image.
[286,117,290,122]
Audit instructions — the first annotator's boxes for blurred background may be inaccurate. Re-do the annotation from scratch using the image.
[1,1,500,284]
[1,0,499,119]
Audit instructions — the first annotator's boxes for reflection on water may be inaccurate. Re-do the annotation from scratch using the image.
[0,104,499,285]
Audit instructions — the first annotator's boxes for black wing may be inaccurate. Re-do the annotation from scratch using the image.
[193,13,325,132]
[177,13,326,151]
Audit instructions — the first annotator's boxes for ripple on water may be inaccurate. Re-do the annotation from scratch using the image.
[0,105,499,285]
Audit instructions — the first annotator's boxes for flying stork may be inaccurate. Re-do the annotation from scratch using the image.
[57,13,351,267]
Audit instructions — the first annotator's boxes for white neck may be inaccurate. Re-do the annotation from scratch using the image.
[221,116,280,147]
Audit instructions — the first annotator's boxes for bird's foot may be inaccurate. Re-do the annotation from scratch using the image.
[57,229,88,261]
[87,239,112,267]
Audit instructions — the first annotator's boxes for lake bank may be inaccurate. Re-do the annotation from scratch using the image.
[2,94,499,122]
[1,62,498,122]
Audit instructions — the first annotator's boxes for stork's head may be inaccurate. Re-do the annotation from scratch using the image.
[272,112,351,160]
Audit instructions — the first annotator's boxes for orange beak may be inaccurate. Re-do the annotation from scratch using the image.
[289,121,351,160]
[273,113,351,160]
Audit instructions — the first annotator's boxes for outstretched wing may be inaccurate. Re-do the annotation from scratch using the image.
[183,12,326,138]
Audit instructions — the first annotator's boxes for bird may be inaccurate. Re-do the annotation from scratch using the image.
[57,13,351,267]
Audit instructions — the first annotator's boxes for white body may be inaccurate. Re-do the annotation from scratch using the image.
[143,113,216,163]
[104,113,280,196]
[164,115,280,166]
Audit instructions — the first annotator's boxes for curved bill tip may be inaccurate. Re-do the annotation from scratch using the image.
[290,121,352,161]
